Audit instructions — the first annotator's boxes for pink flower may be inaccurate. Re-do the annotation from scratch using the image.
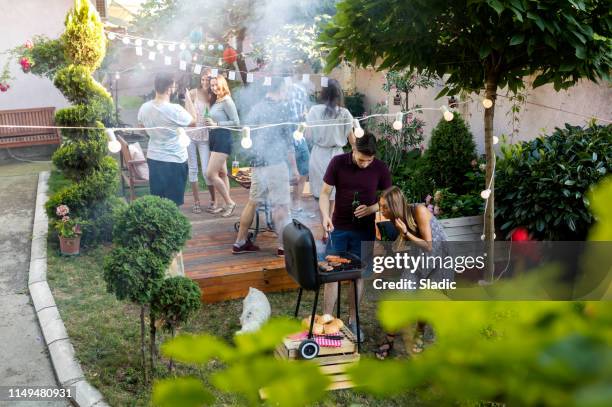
[56,205,69,217]
[425,194,432,204]
[25,40,33,49]
[62,216,69,222]
[426,204,434,213]
[73,225,82,234]
[433,205,440,216]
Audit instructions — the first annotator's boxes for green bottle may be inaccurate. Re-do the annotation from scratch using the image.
[203,106,210,118]
[352,191,361,224]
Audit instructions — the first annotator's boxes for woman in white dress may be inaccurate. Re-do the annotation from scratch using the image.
[187,70,218,213]
[305,79,354,210]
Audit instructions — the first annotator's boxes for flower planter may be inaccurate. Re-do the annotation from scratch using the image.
[59,235,81,256]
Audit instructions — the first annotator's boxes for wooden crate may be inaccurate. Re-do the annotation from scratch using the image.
[260,325,360,397]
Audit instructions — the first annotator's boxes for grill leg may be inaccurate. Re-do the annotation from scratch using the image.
[336,282,341,318]
[353,280,361,353]
[308,287,320,339]
[294,288,303,318]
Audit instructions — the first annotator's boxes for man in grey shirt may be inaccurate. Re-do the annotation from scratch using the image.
[138,73,196,206]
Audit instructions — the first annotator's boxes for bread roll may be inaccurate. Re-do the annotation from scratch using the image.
[332,318,344,329]
[312,323,324,335]
[302,315,321,329]
[320,314,335,324]
[324,323,340,335]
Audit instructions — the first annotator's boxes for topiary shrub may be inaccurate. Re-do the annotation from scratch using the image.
[150,276,201,371]
[61,0,106,72]
[44,0,119,247]
[113,195,192,261]
[104,195,192,382]
[426,115,477,195]
[496,123,612,240]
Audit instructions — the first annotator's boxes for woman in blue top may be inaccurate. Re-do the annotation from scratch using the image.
[204,74,240,217]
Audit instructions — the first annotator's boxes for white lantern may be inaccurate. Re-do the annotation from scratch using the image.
[483,98,493,109]
[480,189,491,200]
[441,106,454,121]
[105,129,121,153]
[353,119,364,138]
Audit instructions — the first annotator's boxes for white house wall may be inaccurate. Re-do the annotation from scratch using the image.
[0,0,74,111]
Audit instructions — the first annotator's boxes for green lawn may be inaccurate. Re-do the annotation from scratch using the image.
[47,242,424,406]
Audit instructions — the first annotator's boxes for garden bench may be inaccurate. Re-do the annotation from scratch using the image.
[0,107,61,148]
[117,134,149,202]
[439,215,484,241]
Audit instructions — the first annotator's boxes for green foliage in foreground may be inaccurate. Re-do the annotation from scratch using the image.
[348,300,612,406]
[154,319,330,407]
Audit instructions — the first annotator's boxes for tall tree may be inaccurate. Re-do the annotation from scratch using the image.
[321,0,611,277]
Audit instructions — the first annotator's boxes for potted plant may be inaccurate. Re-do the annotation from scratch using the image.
[53,205,83,255]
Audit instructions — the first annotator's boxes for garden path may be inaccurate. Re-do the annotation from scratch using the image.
[0,161,69,406]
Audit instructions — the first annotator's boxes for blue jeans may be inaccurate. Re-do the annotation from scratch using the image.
[324,228,375,277]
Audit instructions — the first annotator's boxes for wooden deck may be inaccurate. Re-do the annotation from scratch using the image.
[181,187,322,303]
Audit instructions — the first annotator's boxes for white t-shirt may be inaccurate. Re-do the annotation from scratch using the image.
[137,101,193,163]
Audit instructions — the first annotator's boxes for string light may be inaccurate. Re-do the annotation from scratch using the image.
[156,43,164,52]
[392,112,403,130]
[293,122,306,141]
[168,43,176,52]
[480,189,491,199]
[241,127,252,149]
[199,44,206,51]
[493,136,499,145]
[217,44,224,51]
[105,129,121,153]
[107,32,116,40]
[190,44,196,51]
[208,44,215,51]
[483,98,493,109]
[179,43,186,51]
[115,72,120,80]
[353,119,364,138]
[176,128,191,147]
[122,37,130,45]
[441,106,454,121]
[147,39,155,47]
[135,39,142,46]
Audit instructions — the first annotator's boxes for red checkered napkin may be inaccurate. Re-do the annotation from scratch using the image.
[288,331,342,347]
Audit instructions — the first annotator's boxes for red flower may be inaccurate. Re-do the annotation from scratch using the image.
[511,227,529,242]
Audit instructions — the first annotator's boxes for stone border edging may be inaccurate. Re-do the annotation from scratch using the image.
[29,171,109,407]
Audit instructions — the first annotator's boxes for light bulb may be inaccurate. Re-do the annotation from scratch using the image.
[218,44,224,51]
[135,38,142,46]
[392,112,403,130]
[493,136,499,145]
[157,43,164,51]
[208,44,215,51]
[199,44,206,51]
[353,119,364,138]
[147,39,155,47]
[480,234,485,241]
[168,43,176,52]
[241,136,252,149]
[107,32,116,40]
[480,189,491,200]
[483,98,493,109]
[115,72,120,80]
[189,44,196,50]
[177,128,191,147]
[105,129,121,153]
[293,123,306,141]
[441,106,454,121]
[179,43,186,50]
[122,37,130,45]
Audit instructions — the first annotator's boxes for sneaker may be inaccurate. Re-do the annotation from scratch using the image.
[221,202,237,218]
[276,248,284,257]
[232,239,260,254]
[349,321,365,343]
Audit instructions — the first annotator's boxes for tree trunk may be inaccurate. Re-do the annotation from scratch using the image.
[140,305,148,383]
[168,326,176,373]
[150,310,156,372]
[484,73,498,281]
[235,27,248,84]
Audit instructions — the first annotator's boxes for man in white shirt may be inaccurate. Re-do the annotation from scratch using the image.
[137,73,196,206]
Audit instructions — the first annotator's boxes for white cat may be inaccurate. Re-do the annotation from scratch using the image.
[236,287,271,335]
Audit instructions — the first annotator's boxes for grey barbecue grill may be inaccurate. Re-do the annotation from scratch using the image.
[283,219,362,359]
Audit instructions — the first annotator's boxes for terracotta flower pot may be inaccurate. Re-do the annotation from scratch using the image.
[59,235,81,256]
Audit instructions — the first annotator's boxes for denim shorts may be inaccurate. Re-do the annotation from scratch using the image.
[294,139,310,176]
